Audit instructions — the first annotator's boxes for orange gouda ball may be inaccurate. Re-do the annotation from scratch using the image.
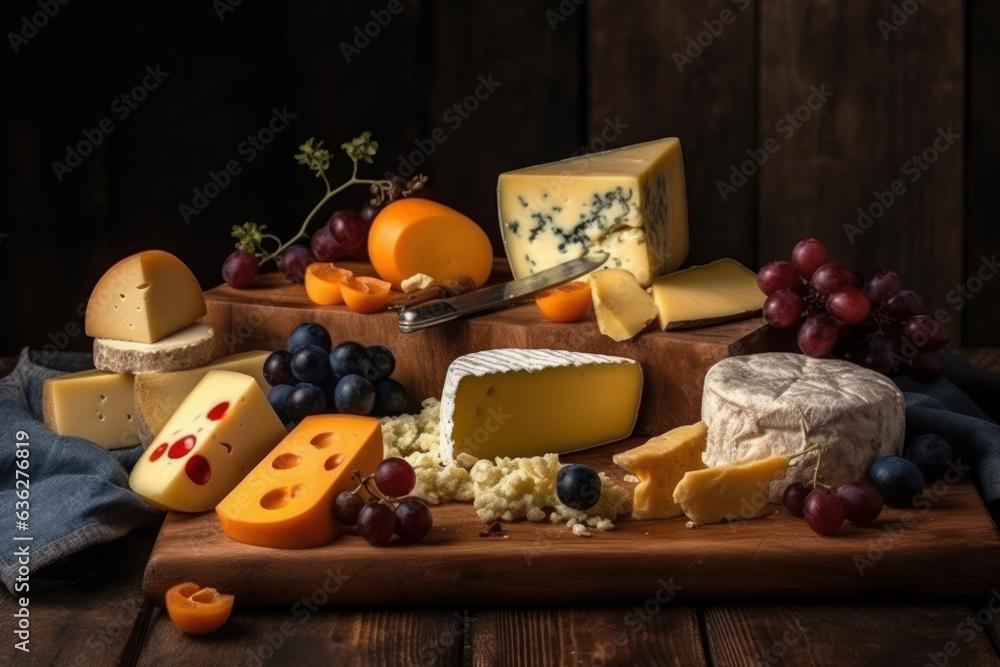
[368,198,493,289]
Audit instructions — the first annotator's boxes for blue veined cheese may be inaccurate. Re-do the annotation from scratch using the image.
[497,138,689,287]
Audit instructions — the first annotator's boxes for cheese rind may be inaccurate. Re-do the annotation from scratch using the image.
[673,456,790,524]
[590,269,658,341]
[217,414,383,548]
[651,259,765,330]
[133,351,271,446]
[93,323,216,375]
[128,370,286,512]
[498,138,689,287]
[702,353,905,500]
[439,349,642,462]
[42,370,140,450]
[613,422,707,520]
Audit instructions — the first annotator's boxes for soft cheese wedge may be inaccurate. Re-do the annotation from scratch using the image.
[86,250,207,344]
[590,269,659,341]
[129,370,286,512]
[440,349,642,461]
[94,322,217,374]
[133,351,271,446]
[42,370,140,450]
[651,259,766,330]
[498,137,689,287]
[672,456,790,524]
[613,422,707,520]
[217,415,383,548]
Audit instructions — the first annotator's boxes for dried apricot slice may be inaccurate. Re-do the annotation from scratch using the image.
[341,276,392,314]
[535,281,592,323]
[305,263,355,306]
[165,582,234,635]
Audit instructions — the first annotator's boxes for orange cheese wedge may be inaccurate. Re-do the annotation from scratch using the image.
[341,276,392,313]
[368,198,493,289]
[304,263,354,305]
[216,414,383,548]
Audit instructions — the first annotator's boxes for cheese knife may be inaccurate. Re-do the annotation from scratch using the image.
[397,251,609,333]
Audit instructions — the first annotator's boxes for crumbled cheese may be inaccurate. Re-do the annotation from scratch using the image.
[382,399,632,531]
[622,473,640,484]
[572,523,591,537]
[401,273,436,293]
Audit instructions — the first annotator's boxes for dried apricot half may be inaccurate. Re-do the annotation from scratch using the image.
[535,281,592,323]
[165,582,235,635]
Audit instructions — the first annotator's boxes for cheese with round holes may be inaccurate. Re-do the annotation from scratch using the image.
[498,138,689,287]
[93,323,217,375]
[439,349,642,462]
[86,250,207,343]
[42,370,140,450]
[702,353,905,501]
[217,414,383,548]
[128,370,286,512]
[368,198,493,289]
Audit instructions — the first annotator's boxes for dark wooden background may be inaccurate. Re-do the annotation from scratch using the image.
[2,0,996,356]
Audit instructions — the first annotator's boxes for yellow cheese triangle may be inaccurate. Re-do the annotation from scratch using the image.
[613,422,707,519]
[673,455,790,524]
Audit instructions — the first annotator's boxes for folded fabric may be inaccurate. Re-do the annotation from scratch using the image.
[0,349,161,592]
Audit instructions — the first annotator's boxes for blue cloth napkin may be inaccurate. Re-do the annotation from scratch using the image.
[0,349,161,592]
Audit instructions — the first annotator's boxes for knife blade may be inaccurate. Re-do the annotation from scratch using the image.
[397,251,609,333]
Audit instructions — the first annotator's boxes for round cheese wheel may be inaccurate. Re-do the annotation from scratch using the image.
[701,353,905,500]
[368,198,493,289]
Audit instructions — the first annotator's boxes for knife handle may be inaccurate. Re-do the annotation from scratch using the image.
[386,275,476,313]
[397,299,459,333]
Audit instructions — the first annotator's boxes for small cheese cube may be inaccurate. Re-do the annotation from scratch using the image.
[650,259,765,330]
[217,414,383,548]
[129,370,286,512]
[590,269,658,341]
[613,422,707,520]
[672,456,790,524]
[42,370,140,450]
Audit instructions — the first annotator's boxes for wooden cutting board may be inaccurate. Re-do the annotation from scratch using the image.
[142,440,1000,606]
[202,262,785,437]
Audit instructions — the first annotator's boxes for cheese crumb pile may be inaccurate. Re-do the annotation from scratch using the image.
[382,398,631,531]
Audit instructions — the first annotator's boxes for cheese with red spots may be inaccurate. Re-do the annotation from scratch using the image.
[129,370,286,512]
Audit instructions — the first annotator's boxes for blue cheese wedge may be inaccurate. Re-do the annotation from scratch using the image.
[498,137,689,287]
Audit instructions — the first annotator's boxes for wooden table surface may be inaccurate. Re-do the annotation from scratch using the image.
[4,350,1000,666]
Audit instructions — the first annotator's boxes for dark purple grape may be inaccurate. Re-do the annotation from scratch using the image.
[763,289,805,328]
[811,262,853,296]
[904,315,949,352]
[860,335,895,375]
[286,383,327,423]
[757,261,802,296]
[906,434,954,482]
[222,250,260,288]
[797,313,839,357]
[869,456,924,507]
[803,488,845,536]
[782,482,810,518]
[366,345,396,381]
[887,290,924,320]
[372,379,408,417]
[864,269,901,304]
[357,502,397,545]
[837,482,883,525]
[790,237,827,279]
[263,350,295,386]
[334,375,376,415]
[279,245,315,284]
[359,203,381,226]
[310,225,348,262]
[328,210,367,250]
[827,287,872,324]
[334,491,365,526]
[395,499,433,541]
[374,457,417,498]
[904,351,943,383]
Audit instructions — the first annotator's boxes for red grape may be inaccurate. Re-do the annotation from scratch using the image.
[359,203,381,226]
[904,315,949,351]
[395,499,433,541]
[782,482,810,518]
[763,289,805,328]
[797,313,839,357]
[803,488,845,536]
[222,250,260,288]
[827,287,872,324]
[887,290,924,320]
[279,245,315,284]
[328,210,367,250]
[757,261,802,296]
[861,335,896,375]
[374,457,417,498]
[811,262,854,296]
[790,237,827,279]
[864,269,901,303]
[311,225,348,262]
[904,351,943,383]
[357,502,397,545]
[334,491,365,526]
[837,482,883,525]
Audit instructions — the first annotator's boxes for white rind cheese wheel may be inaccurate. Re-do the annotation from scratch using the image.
[701,353,905,500]
[94,323,216,374]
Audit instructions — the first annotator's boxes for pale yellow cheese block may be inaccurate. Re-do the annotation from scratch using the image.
[590,269,658,341]
[42,370,140,450]
[673,455,790,524]
[613,422,707,520]
[651,259,765,330]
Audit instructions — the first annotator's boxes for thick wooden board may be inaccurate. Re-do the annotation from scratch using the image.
[203,264,779,438]
[143,442,1000,607]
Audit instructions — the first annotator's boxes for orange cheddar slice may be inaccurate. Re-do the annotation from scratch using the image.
[216,414,383,548]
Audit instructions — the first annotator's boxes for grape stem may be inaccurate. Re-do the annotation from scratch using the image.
[350,470,397,510]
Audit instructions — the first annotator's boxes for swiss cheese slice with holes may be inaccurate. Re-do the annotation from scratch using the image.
[128,370,286,512]
[217,414,383,549]
[42,370,140,450]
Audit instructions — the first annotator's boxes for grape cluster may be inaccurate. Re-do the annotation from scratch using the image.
[334,458,433,546]
[758,237,949,382]
[783,480,884,537]
[283,205,380,283]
